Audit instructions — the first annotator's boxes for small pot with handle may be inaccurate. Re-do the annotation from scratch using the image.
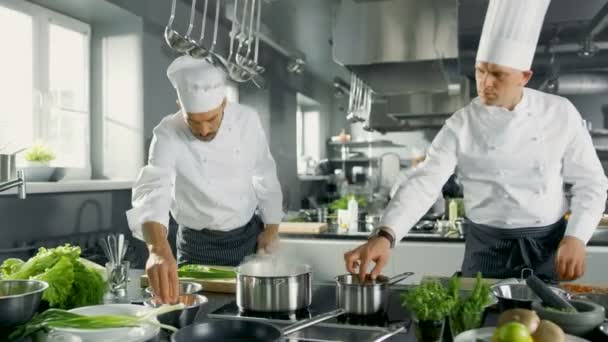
[335,271,414,315]
[236,259,312,312]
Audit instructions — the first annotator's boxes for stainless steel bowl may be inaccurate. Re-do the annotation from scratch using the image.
[145,281,203,296]
[144,293,208,328]
[491,283,570,311]
[0,279,48,327]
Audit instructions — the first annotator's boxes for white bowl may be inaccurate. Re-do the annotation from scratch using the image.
[49,304,160,342]
[22,166,56,182]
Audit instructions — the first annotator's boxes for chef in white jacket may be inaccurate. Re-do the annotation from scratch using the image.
[127,56,283,303]
[345,0,608,283]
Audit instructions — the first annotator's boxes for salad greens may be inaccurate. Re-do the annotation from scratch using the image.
[401,280,456,321]
[329,195,367,213]
[8,304,184,341]
[177,264,236,279]
[0,245,106,309]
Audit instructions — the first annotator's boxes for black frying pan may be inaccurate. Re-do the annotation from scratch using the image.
[171,309,407,342]
[171,309,344,342]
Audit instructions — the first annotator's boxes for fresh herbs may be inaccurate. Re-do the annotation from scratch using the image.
[401,281,456,321]
[8,305,184,341]
[0,245,106,309]
[401,272,492,332]
[177,264,236,279]
[448,272,493,336]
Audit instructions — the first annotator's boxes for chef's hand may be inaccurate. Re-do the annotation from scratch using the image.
[145,243,179,304]
[556,236,586,281]
[257,224,279,254]
[344,236,391,283]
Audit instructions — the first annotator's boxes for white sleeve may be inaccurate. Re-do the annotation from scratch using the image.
[562,100,608,244]
[380,113,462,240]
[251,114,284,225]
[126,124,177,240]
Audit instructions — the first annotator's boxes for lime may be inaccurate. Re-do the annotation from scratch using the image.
[492,322,533,342]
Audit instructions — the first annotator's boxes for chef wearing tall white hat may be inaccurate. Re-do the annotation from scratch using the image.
[126,55,283,303]
[345,0,608,282]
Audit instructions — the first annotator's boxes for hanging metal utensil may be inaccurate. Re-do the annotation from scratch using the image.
[165,0,199,53]
[189,0,210,58]
[99,238,114,265]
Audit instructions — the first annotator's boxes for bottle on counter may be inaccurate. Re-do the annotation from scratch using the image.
[448,199,459,223]
[348,195,359,232]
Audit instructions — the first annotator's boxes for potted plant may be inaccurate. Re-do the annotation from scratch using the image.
[447,272,493,338]
[22,143,56,182]
[402,280,455,342]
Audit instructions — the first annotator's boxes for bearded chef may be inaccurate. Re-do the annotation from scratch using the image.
[345,0,608,283]
[126,56,283,303]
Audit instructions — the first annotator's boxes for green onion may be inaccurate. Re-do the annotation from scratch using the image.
[8,304,184,341]
[177,264,236,279]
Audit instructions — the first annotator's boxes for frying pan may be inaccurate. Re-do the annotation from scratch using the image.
[171,309,406,342]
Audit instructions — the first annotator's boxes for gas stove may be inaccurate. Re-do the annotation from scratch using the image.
[208,284,411,335]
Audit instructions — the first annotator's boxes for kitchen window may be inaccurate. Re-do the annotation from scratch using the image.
[0,0,91,169]
[296,102,321,175]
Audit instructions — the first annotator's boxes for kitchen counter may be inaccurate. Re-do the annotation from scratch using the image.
[280,226,608,247]
[118,270,607,342]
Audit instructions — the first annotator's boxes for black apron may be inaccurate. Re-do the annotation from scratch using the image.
[460,218,566,282]
[176,215,264,267]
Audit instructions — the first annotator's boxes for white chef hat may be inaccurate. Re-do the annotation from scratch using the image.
[476,0,551,71]
[167,55,227,113]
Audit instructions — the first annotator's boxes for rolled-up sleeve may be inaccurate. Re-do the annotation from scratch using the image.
[562,100,608,244]
[126,125,177,240]
[380,112,462,240]
[251,114,283,225]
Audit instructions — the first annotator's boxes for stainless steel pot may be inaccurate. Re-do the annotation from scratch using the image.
[236,261,312,312]
[335,272,414,315]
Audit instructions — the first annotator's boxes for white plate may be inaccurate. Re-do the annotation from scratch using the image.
[49,304,160,342]
[453,327,590,342]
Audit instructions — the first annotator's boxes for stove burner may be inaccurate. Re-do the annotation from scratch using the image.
[336,312,391,327]
[238,308,313,321]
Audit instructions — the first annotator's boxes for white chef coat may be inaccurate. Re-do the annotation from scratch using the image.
[126,102,283,240]
[381,88,608,243]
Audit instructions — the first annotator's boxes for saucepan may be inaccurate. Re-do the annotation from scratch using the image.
[236,258,312,312]
[171,311,407,342]
[335,271,415,315]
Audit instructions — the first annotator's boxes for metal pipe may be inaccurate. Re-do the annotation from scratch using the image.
[0,170,26,199]
[587,1,608,39]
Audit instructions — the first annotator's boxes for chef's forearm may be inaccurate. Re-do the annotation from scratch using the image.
[142,221,171,253]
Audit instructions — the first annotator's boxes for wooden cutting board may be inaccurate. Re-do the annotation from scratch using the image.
[140,265,236,294]
[279,222,328,234]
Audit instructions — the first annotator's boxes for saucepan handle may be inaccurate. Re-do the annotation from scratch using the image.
[281,309,346,336]
[387,272,415,286]
[371,324,407,342]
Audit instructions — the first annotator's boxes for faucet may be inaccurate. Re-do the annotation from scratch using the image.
[0,170,26,199]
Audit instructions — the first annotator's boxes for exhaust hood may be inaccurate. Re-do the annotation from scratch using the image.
[334,0,467,131]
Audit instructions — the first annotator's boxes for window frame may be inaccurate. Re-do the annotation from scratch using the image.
[1,0,91,170]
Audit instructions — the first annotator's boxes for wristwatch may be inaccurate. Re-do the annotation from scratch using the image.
[369,227,396,249]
